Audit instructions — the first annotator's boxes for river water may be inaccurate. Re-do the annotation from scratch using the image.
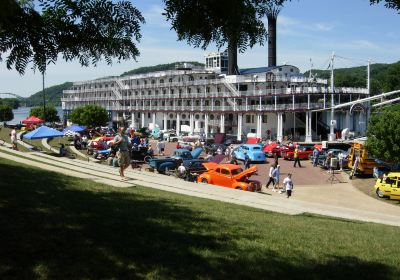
[8,107,64,124]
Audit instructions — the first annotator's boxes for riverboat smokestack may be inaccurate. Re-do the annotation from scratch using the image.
[267,6,281,67]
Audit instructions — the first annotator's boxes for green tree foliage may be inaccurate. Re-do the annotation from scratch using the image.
[305,61,400,94]
[163,0,288,74]
[121,61,204,76]
[70,105,108,128]
[25,82,72,107]
[366,108,400,162]
[29,105,60,122]
[0,98,19,109]
[0,105,14,122]
[0,0,144,74]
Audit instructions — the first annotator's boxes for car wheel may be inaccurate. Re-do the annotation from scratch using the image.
[201,178,208,184]
[144,156,152,163]
[376,188,385,198]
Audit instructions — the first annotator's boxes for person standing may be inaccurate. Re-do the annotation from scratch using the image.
[283,173,294,198]
[244,151,251,169]
[338,151,345,171]
[273,164,281,191]
[293,146,301,167]
[114,127,130,180]
[10,128,18,150]
[265,164,276,189]
[312,147,320,167]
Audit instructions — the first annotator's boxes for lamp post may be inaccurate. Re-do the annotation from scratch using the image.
[42,72,46,122]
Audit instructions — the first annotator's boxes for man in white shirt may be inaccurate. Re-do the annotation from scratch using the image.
[283,173,293,198]
[338,151,345,171]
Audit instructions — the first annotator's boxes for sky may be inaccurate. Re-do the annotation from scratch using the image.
[1,0,400,97]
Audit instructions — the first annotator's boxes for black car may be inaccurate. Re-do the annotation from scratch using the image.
[179,159,209,181]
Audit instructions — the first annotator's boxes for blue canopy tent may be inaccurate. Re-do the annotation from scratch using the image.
[24,126,65,140]
[62,125,86,134]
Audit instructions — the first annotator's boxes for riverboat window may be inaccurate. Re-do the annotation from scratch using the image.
[179,89,182,94]
[136,80,139,85]
[290,68,294,72]
[137,113,140,118]
[148,91,151,95]
[169,114,174,118]
[246,115,255,124]
[151,80,155,84]
[182,114,186,119]
[189,76,194,81]
[186,101,190,106]
[279,67,282,71]
[178,101,182,106]
[197,88,201,93]
[144,80,147,84]
[205,100,209,106]
[188,88,191,93]
[148,113,150,118]
[262,115,268,123]
[171,89,174,94]
[170,101,173,106]
[217,87,221,92]
[196,100,200,106]
[169,78,173,83]
[206,87,210,93]
[163,90,166,95]
[215,100,221,106]
[160,79,164,83]
[195,114,200,119]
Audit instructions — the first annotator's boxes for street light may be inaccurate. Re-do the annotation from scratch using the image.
[42,72,46,122]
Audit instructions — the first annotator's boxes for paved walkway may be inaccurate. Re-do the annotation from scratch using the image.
[1,146,400,227]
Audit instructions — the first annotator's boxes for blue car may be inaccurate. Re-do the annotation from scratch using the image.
[233,144,266,163]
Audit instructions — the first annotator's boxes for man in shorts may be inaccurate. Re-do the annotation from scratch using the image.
[114,127,130,180]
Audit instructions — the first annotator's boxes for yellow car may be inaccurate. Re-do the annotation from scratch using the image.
[374,172,400,200]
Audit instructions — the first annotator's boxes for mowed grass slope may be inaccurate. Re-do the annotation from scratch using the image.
[0,158,399,279]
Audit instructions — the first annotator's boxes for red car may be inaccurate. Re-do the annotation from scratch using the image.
[282,147,314,160]
[263,143,293,157]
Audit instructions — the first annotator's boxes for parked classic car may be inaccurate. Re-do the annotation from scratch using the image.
[197,164,261,191]
[146,147,203,173]
[262,143,292,157]
[233,144,266,162]
[309,148,349,168]
[374,172,400,200]
[282,146,314,160]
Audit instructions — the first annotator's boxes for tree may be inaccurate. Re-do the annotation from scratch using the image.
[163,0,288,75]
[70,104,108,128]
[370,0,400,12]
[0,0,144,74]
[0,105,14,122]
[30,105,60,122]
[366,108,400,162]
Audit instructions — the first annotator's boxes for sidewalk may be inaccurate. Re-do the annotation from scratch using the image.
[1,146,400,227]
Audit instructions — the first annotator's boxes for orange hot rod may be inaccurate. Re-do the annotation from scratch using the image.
[197,163,261,192]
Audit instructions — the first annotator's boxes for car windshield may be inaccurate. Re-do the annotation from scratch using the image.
[231,168,243,175]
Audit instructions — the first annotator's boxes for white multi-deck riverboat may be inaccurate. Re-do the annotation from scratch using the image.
[62,51,368,142]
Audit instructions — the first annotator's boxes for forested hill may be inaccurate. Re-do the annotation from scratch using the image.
[25,82,73,107]
[304,61,400,95]
[120,61,204,76]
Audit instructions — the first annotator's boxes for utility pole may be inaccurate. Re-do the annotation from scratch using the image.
[366,59,371,134]
[42,72,46,122]
[328,52,336,141]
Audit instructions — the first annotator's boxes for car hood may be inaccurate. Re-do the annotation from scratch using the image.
[234,165,258,180]
[191,147,204,158]
[202,162,218,171]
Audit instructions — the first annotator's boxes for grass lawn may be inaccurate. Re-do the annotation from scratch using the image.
[0,158,399,279]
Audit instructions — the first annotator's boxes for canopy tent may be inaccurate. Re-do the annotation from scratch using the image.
[22,116,44,125]
[23,125,64,140]
[62,125,86,136]
[62,125,86,133]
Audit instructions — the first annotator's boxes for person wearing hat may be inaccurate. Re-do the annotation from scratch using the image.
[114,127,130,180]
